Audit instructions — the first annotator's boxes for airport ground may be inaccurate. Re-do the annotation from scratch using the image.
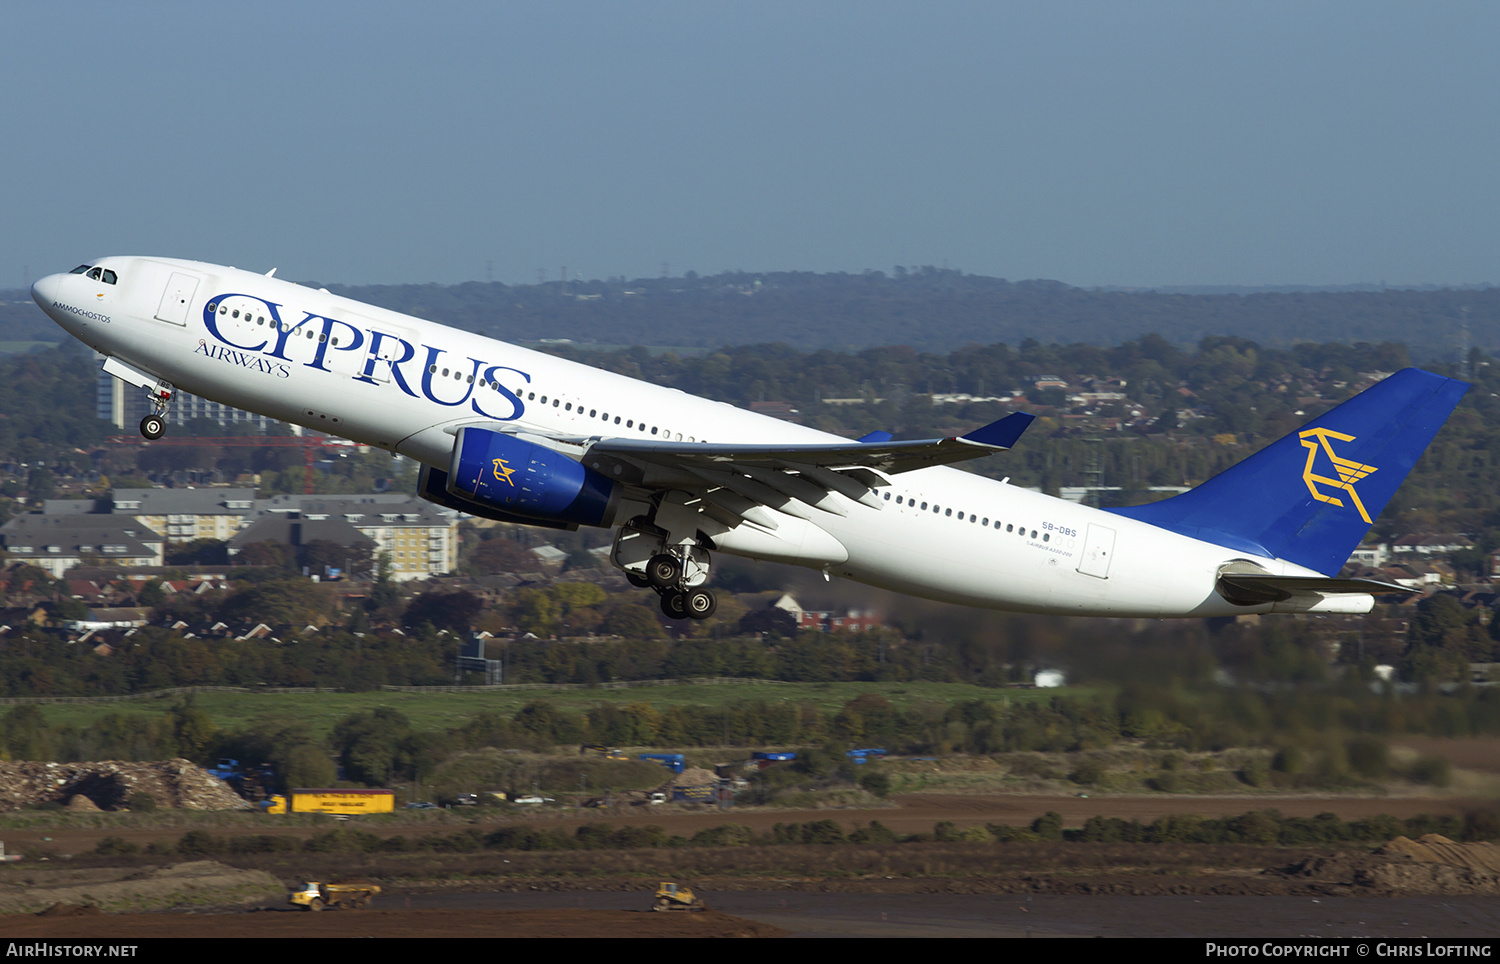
[3,777,1499,938]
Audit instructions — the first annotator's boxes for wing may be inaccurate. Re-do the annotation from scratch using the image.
[576,411,1035,528]
[586,411,1035,475]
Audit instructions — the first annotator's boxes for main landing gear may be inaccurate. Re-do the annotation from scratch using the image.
[613,518,719,621]
[646,549,719,621]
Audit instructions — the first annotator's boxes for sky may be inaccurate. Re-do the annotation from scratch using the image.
[5,1,1499,290]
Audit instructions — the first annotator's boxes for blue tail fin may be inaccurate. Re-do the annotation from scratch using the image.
[1107,368,1468,575]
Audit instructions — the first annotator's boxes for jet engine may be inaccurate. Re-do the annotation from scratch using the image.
[418,466,575,530]
[444,426,621,529]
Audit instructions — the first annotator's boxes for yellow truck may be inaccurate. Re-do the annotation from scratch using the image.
[289,880,381,911]
[263,789,395,816]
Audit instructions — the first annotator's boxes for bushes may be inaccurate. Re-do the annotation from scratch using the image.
[84,806,1500,864]
[848,821,899,845]
[1076,816,1141,843]
[1345,737,1390,779]
[1239,759,1271,788]
[1408,756,1452,787]
[857,770,892,798]
[690,824,756,847]
[1068,757,1106,786]
[1031,811,1064,841]
[93,836,139,857]
[175,830,224,856]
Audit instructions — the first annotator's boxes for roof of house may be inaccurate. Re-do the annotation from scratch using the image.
[106,487,259,515]
[0,515,162,561]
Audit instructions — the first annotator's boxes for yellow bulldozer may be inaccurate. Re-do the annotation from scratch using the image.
[652,881,706,912]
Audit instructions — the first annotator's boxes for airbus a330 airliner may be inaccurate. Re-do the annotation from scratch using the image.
[31,257,1468,621]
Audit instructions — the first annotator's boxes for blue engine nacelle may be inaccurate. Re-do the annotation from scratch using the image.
[418,465,577,530]
[445,427,621,529]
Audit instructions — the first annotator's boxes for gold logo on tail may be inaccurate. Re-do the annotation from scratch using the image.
[1298,427,1377,523]
[492,458,516,486]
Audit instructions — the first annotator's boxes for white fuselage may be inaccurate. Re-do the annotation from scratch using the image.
[32,256,1340,618]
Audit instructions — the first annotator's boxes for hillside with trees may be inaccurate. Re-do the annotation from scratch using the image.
[7,269,1500,354]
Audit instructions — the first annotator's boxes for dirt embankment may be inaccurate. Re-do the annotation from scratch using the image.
[1274,834,1500,897]
[0,860,282,914]
[0,835,1498,937]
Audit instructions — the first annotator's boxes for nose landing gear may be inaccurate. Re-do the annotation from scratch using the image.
[138,382,176,440]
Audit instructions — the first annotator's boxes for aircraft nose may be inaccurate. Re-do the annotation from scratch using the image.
[31,273,61,309]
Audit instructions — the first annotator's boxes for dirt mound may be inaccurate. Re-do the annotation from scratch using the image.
[1276,835,1500,896]
[0,759,247,811]
[678,767,719,786]
[36,903,102,917]
[0,861,283,915]
[1376,834,1500,874]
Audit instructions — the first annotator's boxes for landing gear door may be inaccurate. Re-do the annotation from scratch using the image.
[155,272,199,326]
[1077,524,1116,579]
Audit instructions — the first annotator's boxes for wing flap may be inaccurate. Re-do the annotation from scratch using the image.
[1217,571,1416,605]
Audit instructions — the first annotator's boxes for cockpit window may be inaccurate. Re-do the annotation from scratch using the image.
[69,265,90,275]
[101,269,117,285]
[87,267,102,280]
